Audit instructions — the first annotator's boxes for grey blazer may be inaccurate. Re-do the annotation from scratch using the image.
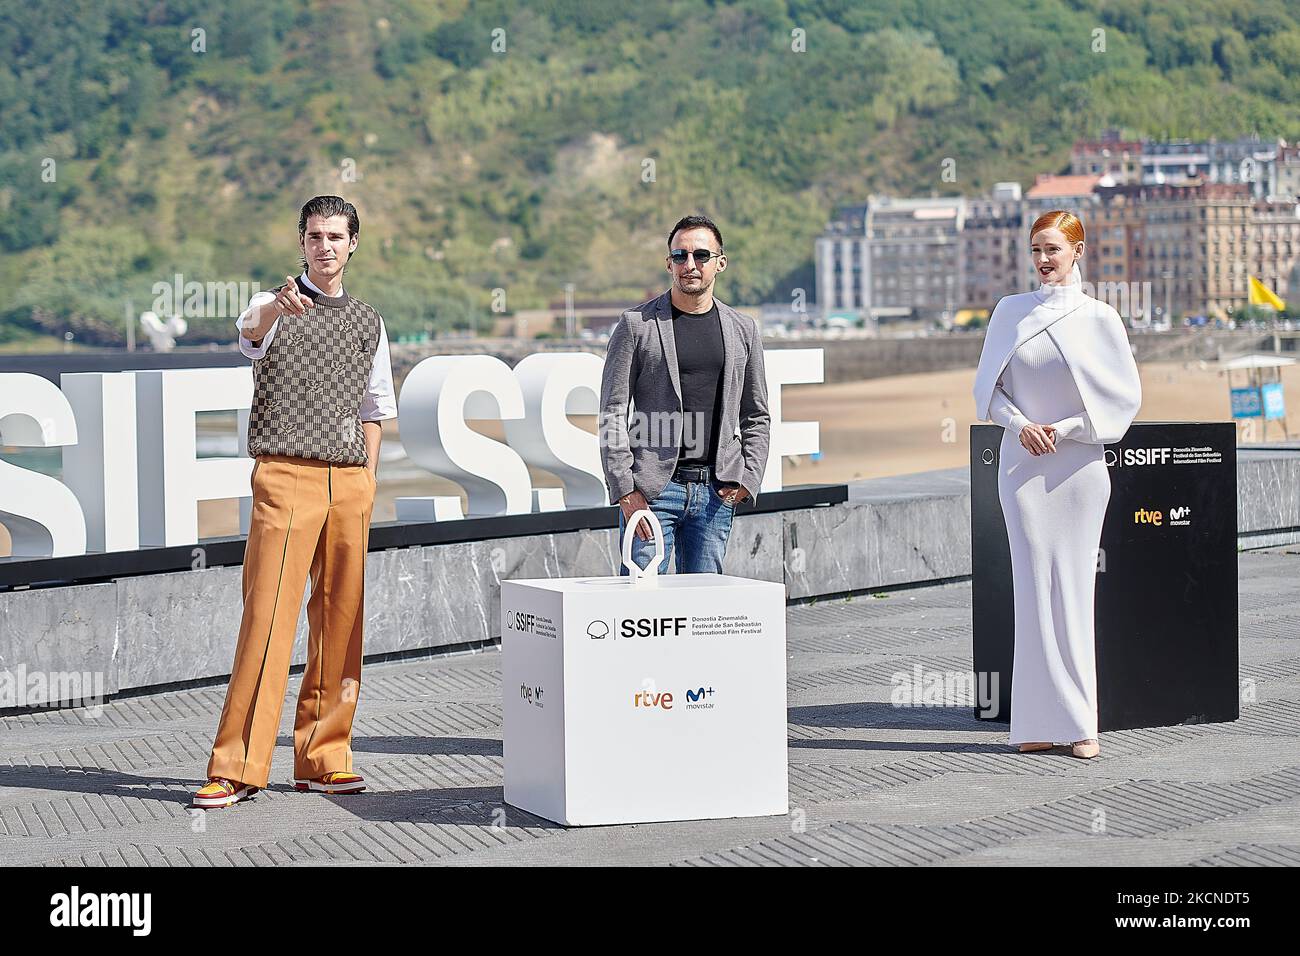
[598,290,770,506]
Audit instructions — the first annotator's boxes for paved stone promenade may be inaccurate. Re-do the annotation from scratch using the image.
[2,548,1298,866]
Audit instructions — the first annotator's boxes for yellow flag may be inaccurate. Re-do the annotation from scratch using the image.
[1249,276,1286,310]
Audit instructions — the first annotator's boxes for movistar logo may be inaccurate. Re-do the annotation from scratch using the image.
[685,686,716,710]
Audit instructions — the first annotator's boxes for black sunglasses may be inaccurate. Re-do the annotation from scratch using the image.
[669,248,722,265]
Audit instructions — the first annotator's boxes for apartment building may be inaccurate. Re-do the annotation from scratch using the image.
[816,146,1300,325]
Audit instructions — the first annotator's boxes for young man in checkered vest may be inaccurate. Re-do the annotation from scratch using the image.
[194,196,397,809]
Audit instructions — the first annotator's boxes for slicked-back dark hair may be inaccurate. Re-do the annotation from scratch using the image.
[298,195,360,272]
[667,214,724,253]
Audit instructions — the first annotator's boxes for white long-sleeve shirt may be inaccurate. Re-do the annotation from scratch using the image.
[235,272,397,422]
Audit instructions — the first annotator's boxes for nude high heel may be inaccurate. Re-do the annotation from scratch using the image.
[1017,742,1053,752]
[1071,739,1100,759]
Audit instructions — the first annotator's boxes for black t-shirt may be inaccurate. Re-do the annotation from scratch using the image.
[670,301,725,467]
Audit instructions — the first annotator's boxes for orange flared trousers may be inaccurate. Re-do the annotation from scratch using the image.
[207,455,376,789]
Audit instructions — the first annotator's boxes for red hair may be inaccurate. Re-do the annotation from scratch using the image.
[1030,210,1085,245]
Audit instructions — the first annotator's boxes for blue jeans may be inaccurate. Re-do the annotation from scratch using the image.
[619,478,736,575]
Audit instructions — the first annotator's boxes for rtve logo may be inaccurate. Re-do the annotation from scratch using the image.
[1134,507,1163,526]
[633,689,674,710]
[520,683,544,706]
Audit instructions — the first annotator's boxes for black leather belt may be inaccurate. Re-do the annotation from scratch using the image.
[672,463,711,483]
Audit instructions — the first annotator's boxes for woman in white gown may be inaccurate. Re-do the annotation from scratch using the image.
[972,210,1142,759]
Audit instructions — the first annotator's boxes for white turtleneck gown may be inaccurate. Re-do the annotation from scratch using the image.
[988,269,1107,744]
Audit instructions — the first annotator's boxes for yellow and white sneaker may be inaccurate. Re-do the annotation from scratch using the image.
[293,770,366,794]
[192,777,258,809]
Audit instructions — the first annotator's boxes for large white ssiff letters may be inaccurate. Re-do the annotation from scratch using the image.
[0,349,822,557]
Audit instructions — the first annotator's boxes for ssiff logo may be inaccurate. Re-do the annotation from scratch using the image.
[589,617,690,640]
[506,610,535,634]
[506,609,555,638]
[620,616,687,639]
[1119,447,1171,466]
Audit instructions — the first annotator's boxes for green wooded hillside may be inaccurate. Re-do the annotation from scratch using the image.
[2,0,1299,345]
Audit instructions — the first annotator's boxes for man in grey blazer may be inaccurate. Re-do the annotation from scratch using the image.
[599,214,770,573]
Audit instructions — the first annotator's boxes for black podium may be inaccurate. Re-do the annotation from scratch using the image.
[970,422,1239,731]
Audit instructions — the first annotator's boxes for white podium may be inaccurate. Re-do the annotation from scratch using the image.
[501,510,789,826]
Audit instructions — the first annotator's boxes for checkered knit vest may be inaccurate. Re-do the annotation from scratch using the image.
[246,278,382,465]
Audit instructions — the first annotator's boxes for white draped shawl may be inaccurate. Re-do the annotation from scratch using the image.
[973,267,1142,444]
